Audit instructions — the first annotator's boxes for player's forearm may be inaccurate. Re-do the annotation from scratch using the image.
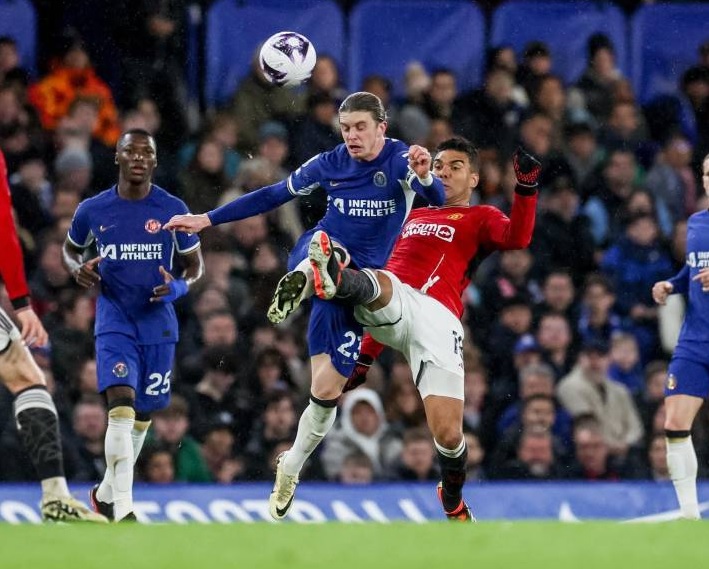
[667,264,689,294]
[62,241,85,276]
[490,191,538,250]
[207,181,292,226]
[409,173,445,206]
[180,250,204,289]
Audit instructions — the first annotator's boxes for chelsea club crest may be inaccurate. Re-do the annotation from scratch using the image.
[112,362,129,378]
[373,171,387,187]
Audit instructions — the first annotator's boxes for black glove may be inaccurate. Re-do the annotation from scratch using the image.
[512,146,542,189]
[342,354,374,393]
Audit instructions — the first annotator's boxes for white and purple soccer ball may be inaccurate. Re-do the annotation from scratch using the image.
[259,31,317,88]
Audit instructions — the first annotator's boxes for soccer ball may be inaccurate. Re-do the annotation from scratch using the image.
[259,31,317,88]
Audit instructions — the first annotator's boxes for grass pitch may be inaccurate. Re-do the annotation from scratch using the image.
[3,521,704,569]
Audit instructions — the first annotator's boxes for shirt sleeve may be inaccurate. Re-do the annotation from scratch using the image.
[480,193,538,250]
[667,264,689,295]
[0,150,30,308]
[67,201,94,248]
[207,181,294,226]
[286,153,323,197]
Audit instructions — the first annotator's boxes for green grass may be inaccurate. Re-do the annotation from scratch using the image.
[3,521,704,569]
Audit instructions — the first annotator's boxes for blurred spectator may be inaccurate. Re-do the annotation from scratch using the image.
[8,150,53,235]
[536,312,575,380]
[48,288,94,383]
[608,332,644,394]
[454,66,521,157]
[229,55,305,154]
[178,112,242,180]
[384,357,428,435]
[390,426,438,481]
[338,450,375,484]
[148,395,212,482]
[600,212,674,361]
[463,430,487,481]
[28,34,119,145]
[291,91,340,167]
[565,415,623,480]
[0,36,29,87]
[201,422,245,483]
[577,272,624,346]
[486,295,535,386]
[517,41,553,98]
[178,136,231,213]
[69,394,107,481]
[557,338,644,459]
[575,33,623,123]
[493,426,563,480]
[321,388,402,480]
[534,270,580,327]
[136,441,176,484]
[645,133,697,223]
[187,347,240,440]
[634,360,669,437]
[113,0,189,145]
[530,176,596,285]
[308,54,348,103]
[563,121,605,190]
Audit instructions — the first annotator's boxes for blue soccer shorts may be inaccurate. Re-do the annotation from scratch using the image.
[96,332,176,413]
[288,229,362,378]
[666,341,709,399]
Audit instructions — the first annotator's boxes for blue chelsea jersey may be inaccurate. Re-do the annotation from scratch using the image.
[67,185,200,345]
[287,139,421,268]
[678,210,709,344]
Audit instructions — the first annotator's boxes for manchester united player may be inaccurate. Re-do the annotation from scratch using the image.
[0,149,106,522]
[308,138,540,520]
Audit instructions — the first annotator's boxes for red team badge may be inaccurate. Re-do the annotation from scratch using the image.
[447,213,464,220]
[145,219,161,234]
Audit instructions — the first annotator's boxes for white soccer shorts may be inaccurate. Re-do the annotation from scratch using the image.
[354,271,464,400]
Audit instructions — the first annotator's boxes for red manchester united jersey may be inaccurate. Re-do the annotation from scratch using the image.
[384,193,537,319]
[0,149,30,309]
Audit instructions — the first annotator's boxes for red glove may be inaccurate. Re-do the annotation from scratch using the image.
[512,146,542,188]
[342,354,374,393]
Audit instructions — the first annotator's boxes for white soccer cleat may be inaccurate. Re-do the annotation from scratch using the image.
[267,270,308,324]
[308,230,342,300]
[41,495,109,523]
[269,452,299,520]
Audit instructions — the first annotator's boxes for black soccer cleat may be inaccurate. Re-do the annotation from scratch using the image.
[436,482,475,522]
[89,484,115,521]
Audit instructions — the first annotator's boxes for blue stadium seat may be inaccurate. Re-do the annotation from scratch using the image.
[0,0,36,75]
[205,0,345,108]
[490,0,628,85]
[631,3,709,104]
[348,0,485,96]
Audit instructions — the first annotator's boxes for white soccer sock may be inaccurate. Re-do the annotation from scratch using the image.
[434,436,466,458]
[102,407,135,520]
[666,436,701,520]
[281,399,337,476]
[96,419,151,504]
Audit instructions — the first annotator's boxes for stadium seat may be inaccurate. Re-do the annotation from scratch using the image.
[490,0,628,85]
[631,3,709,104]
[0,0,36,75]
[205,0,345,108]
[348,0,485,96]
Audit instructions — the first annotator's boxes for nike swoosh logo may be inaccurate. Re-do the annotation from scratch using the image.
[99,224,116,232]
[330,181,341,187]
[274,493,295,518]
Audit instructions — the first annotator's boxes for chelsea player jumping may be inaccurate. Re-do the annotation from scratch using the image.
[165,92,445,519]
[63,129,204,522]
[652,152,709,520]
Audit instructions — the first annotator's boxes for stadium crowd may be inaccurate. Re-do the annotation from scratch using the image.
[1,0,709,487]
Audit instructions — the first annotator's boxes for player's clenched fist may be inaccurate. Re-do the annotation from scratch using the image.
[513,146,542,188]
[164,213,212,233]
[342,354,374,393]
[652,280,673,305]
[73,256,101,288]
[407,144,433,180]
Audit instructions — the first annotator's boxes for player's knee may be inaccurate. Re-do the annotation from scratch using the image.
[433,426,464,450]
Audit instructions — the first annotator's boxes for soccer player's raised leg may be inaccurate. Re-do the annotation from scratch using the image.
[0,322,107,523]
